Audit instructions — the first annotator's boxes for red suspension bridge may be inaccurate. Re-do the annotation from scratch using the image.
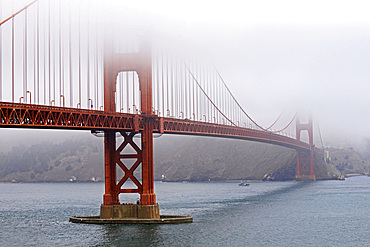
[0,0,324,221]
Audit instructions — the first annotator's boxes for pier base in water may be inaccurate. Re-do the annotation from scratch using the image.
[100,204,160,219]
[69,204,193,224]
[296,174,316,181]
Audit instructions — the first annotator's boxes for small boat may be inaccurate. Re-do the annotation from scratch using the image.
[238,181,250,186]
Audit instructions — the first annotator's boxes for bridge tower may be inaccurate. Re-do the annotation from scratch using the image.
[101,36,159,219]
[295,115,316,180]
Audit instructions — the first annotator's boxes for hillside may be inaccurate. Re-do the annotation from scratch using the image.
[328,148,370,176]
[153,136,341,181]
[0,138,104,182]
[0,134,361,183]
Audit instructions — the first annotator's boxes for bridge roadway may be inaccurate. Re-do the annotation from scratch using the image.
[0,102,323,154]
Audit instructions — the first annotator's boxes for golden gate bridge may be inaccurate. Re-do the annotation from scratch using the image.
[0,0,324,222]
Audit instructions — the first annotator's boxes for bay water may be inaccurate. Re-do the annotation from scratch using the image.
[0,176,369,246]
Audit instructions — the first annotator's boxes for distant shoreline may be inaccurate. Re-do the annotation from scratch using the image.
[3,176,369,184]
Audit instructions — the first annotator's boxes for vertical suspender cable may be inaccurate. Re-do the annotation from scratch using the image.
[161,52,164,116]
[212,67,215,122]
[78,1,81,107]
[193,58,196,120]
[171,56,174,116]
[198,59,200,120]
[228,89,230,125]
[69,1,73,107]
[211,65,216,123]
[33,6,36,103]
[152,50,155,113]
[155,51,158,114]
[198,60,201,120]
[201,61,205,121]
[35,1,38,104]
[221,76,223,123]
[184,58,187,118]
[231,82,233,124]
[216,72,219,123]
[179,57,182,117]
[126,43,129,112]
[179,56,182,118]
[44,5,46,105]
[179,56,182,117]
[217,73,220,123]
[59,0,62,105]
[183,57,186,118]
[207,63,211,121]
[96,0,99,109]
[220,74,223,124]
[12,16,14,103]
[121,73,123,112]
[87,2,90,108]
[179,56,181,118]
[214,70,217,122]
[166,53,169,115]
[24,9,27,101]
[211,68,218,122]
[0,1,2,101]
[156,51,160,114]
[192,57,195,119]
[218,74,221,120]
[185,57,188,118]
[230,87,232,124]
[209,65,212,121]
[214,70,216,122]
[207,63,210,121]
[174,56,177,117]
[37,0,39,104]
[199,61,207,122]
[118,36,121,112]
[53,4,56,103]
[132,42,135,112]
[48,0,51,104]
[231,88,233,125]
[132,70,135,112]
[174,55,176,116]
[182,58,185,117]
[194,58,196,118]
[212,66,215,122]
[119,32,122,112]
[120,72,123,112]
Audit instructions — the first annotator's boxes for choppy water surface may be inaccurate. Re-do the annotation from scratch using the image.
[0,176,369,246]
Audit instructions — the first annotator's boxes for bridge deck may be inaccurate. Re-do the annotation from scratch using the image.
[0,102,322,153]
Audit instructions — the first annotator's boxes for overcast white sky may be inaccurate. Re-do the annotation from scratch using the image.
[119,0,370,146]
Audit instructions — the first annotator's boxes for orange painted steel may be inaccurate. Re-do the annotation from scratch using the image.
[0,102,138,131]
[296,115,316,180]
[103,131,144,205]
[159,117,318,152]
[116,131,143,195]
[102,36,156,206]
